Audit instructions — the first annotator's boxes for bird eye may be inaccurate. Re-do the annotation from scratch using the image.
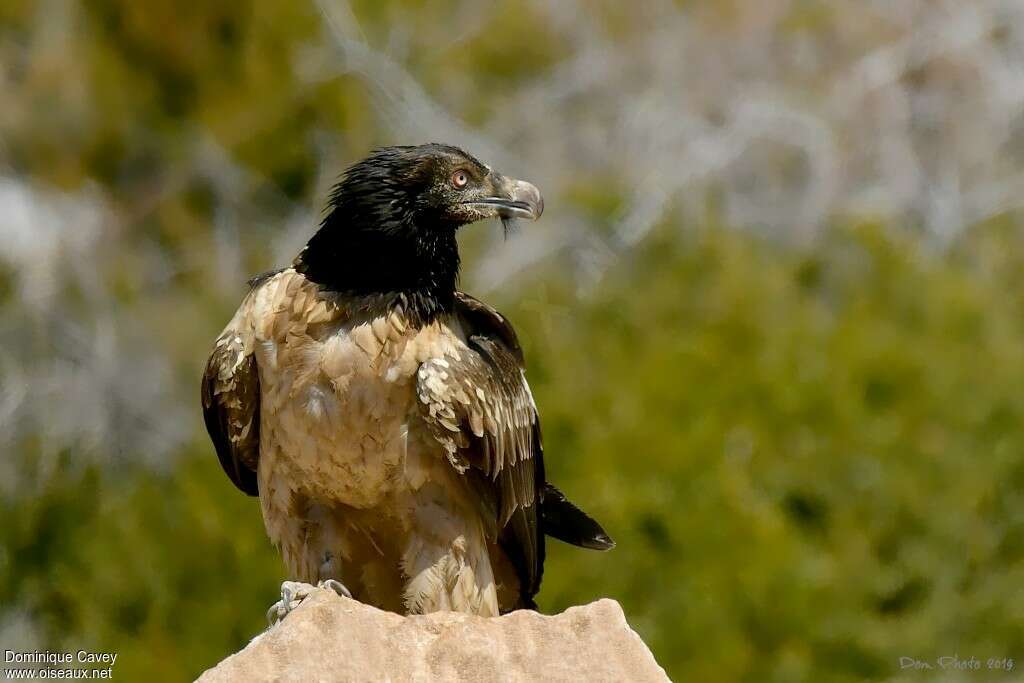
[451,170,470,189]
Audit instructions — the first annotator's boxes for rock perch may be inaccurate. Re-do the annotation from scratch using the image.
[197,589,669,682]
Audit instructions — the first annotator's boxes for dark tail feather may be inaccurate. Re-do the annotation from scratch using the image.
[540,483,615,551]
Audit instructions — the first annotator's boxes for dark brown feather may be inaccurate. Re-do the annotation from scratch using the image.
[201,325,261,496]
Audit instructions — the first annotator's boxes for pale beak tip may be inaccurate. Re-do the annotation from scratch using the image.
[513,179,544,221]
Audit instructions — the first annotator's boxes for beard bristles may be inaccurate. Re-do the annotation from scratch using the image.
[500,216,521,238]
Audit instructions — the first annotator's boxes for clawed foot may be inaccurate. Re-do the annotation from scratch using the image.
[266,579,353,626]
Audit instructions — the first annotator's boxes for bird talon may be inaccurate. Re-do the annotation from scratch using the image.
[319,578,352,600]
[267,579,353,626]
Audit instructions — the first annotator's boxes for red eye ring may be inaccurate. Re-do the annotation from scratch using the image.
[451,170,469,189]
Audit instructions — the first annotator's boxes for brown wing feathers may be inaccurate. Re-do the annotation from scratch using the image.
[416,294,546,604]
[415,339,540,526]
[201,305,261,496]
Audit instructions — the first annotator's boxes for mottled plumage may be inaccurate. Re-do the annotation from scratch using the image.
[202,144,611,616]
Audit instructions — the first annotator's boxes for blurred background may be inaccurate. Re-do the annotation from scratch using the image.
[3,0,1024,680]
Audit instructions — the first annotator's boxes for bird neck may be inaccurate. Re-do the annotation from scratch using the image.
[294,221,461,326]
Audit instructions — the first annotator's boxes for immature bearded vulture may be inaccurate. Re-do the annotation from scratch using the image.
[201,144,612,619]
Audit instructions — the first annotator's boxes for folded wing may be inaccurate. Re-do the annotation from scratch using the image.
[201,290,262,496]
[416,292,546,605]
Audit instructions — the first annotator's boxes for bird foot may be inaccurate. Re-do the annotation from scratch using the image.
[266,579,352,626]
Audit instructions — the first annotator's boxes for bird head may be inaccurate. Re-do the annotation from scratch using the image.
[325,143,543,234]
[296,144,543,320]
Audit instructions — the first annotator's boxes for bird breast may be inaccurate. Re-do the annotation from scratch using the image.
[252,276,466,509]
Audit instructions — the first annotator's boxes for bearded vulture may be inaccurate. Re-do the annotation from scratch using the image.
[201,144,613,619]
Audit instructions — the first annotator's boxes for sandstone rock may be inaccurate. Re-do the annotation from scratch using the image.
[197,588,669,682]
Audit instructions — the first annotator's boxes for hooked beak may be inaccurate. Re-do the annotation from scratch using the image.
[462,178,544,221]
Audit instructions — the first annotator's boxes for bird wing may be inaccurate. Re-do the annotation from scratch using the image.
[200,274,274,496]
[415,291,546,604]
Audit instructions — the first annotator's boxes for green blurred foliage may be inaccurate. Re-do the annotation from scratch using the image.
[7,223,1024,681]
[3,1,1024,682]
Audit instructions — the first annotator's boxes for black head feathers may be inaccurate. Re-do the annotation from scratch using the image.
[295,144,543,324]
